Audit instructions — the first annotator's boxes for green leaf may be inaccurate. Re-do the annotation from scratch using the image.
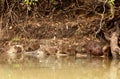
[109,0,115,5]
[51,0,55,3]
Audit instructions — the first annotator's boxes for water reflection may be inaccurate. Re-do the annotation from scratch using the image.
[109,59,120,79]
[0,56,120,79]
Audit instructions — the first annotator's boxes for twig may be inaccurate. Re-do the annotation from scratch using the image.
[95,0,108,35]
[76,0,80,7]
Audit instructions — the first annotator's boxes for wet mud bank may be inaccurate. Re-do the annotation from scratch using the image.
[0,0,120,63]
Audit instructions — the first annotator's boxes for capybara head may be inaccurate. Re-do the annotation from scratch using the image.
[85,41,103,56]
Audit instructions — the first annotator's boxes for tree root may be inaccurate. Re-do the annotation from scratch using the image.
[110,32,120,59]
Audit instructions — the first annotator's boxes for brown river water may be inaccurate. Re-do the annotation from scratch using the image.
[0,56,120,79]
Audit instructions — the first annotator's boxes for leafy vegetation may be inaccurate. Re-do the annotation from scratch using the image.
[24,0,38,5]
[108,0,115,5]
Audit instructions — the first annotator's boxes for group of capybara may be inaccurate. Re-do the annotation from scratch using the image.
[6,40,114,63]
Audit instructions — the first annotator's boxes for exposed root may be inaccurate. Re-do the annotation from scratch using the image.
[95,0,108,35]
[110,22,120,59]
[110,32,120,59]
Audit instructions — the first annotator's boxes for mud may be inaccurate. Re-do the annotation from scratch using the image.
[0,0,120,63]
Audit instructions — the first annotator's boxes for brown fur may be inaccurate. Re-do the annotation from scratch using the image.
[85,41,103,56]
[85,41,112,58]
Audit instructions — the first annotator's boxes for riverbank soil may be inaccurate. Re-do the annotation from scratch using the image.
[0,0,120,62]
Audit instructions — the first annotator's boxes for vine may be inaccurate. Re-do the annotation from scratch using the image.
[108,0,115,20]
